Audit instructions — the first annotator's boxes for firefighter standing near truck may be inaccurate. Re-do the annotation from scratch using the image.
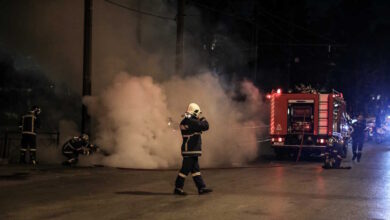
[174,103,213,195]
[19,106,41,165]
[351,114,367,162]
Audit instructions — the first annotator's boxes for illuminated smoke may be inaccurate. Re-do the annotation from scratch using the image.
[85,72,267,168]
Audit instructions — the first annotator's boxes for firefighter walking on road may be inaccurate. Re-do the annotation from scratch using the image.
[351,114,367,162]
[174,103,213,196]
[19,106,41,165]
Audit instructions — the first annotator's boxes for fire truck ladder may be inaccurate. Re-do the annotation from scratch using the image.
[319,94,329,135]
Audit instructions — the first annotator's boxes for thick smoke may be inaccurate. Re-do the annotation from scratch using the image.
[0,0,269,167]
[85,72,267,168]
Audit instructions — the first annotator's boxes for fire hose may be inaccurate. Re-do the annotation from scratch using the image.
[296,114,306,162]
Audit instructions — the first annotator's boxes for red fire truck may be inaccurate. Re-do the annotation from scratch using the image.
[268,89,350,157]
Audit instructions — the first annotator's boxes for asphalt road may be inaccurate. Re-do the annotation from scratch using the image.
[0,142,389,220]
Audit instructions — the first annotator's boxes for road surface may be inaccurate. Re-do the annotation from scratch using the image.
[0,142,389,220]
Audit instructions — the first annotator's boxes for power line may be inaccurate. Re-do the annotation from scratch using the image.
[188,0,287,42]
[104,0,175,21]
[257,6,335,43]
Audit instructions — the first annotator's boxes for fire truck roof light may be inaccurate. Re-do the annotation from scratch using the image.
[277,88,282,94]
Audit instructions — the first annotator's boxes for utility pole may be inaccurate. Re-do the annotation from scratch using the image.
[253,4,259,83]
[175,0,184,76]
[82,0,93,135]
[136,0,142,45]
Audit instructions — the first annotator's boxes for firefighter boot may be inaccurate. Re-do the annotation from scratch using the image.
[30,149,37,165]
[173,188,187,196]
[19,149,26,164]
[352,152,357,162]
[198,188,213,195]
[357,152,362,162]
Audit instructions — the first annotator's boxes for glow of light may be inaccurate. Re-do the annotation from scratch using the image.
[277,88,282,94]
[266,94,272,99]
[278,137,283,142]
[387,115,390,119]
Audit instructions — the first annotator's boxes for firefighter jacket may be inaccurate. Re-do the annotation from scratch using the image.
[62,137,89,155]
[352,120,366,141]
[180,116,209,157]
[20,111,40,135]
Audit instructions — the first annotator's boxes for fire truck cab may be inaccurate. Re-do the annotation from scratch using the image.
[269,89,349,157]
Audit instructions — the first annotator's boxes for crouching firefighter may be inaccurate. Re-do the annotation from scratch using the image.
[323,137,351,169]
[62,134,97,166]
[174,103,213,195]
[19,106,41,165]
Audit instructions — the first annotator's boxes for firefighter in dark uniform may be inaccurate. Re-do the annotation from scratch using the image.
[351,114,367,162]
[323,137,351,169]
[62,134,93,166]
[19,106,41,164]
[174,103,213,195]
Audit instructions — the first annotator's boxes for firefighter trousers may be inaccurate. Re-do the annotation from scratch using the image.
[175,156,206,190]
[20,133,37,163]
[352,139,364,161]
[62,152,79,165]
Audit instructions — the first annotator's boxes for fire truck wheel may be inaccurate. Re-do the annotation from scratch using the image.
[274,149,284,159]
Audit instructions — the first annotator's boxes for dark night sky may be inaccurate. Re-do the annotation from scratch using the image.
[1,0,390,117]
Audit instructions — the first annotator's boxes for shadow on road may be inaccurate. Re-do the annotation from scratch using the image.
[116,191,172,196]
[0,172,29,181]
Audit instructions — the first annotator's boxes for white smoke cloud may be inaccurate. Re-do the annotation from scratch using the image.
[85,72,268,168]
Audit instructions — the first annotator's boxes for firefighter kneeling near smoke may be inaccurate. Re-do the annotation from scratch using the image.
[61,134,99,166]
[174,103,213,195]
[322,137,351,169]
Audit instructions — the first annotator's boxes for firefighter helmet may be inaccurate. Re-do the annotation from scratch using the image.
[186,103,202,118]
[31,105,41,115]
[80,134,89,142]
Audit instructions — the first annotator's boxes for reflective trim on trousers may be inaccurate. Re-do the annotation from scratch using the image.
[22,131,36,135]
[192,172,201,177]
[20,148,27,151]
[30,149,37,151]
[182,151,202,155]
[178,173,187,178]
[63,151,74,154]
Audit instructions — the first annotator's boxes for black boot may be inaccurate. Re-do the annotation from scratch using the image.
[357,152,362,162]
[198,188,213,195]
[30,150,37,165]
[174,188,187,196]
[352,153,357,161]
[20,150,26,164]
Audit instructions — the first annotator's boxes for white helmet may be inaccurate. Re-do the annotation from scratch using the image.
[186,103,202,118]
